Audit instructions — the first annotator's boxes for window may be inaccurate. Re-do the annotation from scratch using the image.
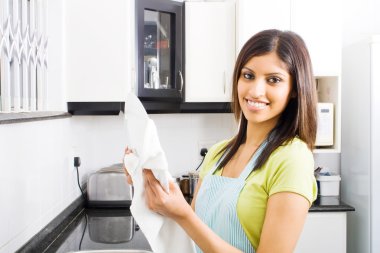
[0,0,48,112]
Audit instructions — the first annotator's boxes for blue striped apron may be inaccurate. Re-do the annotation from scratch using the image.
[195,142,267,253]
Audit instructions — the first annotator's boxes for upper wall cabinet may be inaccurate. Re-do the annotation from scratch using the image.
[185,1,235,102]
[236,0,291,53]
[136,0,184,102]
[65,0,133,102]
[291,0,341,77]
[237,0,342,77]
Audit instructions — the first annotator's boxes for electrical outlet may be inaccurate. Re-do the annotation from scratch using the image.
[197,140,216,159]
[74,157,81,167]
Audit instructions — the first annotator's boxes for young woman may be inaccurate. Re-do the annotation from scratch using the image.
[131,29,318,253]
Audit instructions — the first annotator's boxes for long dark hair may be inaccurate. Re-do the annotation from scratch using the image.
[216,29,317,172]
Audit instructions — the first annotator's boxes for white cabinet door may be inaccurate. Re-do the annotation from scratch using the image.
[291,0,342,77]
[295,212,346,253]
[185,1,235,102]
[237,0,341,77]
[65,0,132,102]
[236,0,290,53]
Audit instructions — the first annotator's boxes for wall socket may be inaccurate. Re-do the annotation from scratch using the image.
[197,140,216,159]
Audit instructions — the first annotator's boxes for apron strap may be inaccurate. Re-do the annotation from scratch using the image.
[239,140,268,180]
[207,151,227,176]
[207,140,268,180]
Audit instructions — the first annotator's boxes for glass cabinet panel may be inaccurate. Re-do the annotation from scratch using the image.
[144,10,172,90]
[136,0,183,102]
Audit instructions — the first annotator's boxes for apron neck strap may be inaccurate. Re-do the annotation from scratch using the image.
[208,151,227,176]
[208,139,269,179]
[239,140,268,180]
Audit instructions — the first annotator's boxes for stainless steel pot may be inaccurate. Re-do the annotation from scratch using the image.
[179,172,199,197]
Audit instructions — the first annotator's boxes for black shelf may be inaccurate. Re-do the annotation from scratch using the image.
[67,101,231,115]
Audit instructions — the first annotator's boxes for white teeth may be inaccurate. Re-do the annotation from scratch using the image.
[247,100,267,108]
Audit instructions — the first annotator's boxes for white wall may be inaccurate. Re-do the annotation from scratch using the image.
[150,113,236,177]
[0,119,73,252]
[341,0,380,252]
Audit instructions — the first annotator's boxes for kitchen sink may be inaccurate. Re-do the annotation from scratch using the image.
[68,251,153,253]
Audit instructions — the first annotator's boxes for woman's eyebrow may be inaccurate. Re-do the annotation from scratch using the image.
[265,72,287,78]
[242,67,287,77]
[242,67,254,72]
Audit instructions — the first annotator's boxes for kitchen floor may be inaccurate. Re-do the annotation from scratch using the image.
[43,208,152,253]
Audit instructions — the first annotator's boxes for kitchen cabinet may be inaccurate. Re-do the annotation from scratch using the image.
[237,0,342,153]
[236,0,291,53]
[237,0,341,77]
[136,0,184,102]
[295,212,347,253]
[65,0,133,102]
[291,0,341,77]
[185,1,235,102]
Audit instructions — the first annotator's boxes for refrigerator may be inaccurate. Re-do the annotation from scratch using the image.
[341,35,380,253]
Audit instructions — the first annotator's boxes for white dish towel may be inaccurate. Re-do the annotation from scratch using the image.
[123,93,196,253]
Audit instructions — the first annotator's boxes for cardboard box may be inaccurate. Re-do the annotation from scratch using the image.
[316,174,341,196]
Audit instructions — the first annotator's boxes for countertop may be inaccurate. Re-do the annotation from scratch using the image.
[17,196,354,253]
[38,208,152,253]
[309,196,355,212]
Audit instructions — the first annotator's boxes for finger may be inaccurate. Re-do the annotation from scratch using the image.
[169,180,180,192]
[124,147,133,154]
[145,180,156,198]
[143,169,167,198]
[126,174,133,185]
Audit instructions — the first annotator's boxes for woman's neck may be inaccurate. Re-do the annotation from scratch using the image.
[245,121,276,148]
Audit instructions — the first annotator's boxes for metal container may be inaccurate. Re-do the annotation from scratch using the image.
[87,164,133,208]
[188,171,199,197]
[180,175,190,196]
[179,172,199,198]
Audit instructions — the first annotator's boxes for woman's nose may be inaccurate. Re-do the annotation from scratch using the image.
[248,79,266,98]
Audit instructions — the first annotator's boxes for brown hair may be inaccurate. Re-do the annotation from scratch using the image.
[217,29,317,172]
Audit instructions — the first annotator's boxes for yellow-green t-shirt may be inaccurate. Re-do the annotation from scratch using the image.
[198,137,318,250]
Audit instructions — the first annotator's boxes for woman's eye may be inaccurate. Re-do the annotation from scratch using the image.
[243,73,254,80]
[268,77,281,83]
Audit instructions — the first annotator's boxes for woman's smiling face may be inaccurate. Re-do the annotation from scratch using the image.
[237,51,293,129]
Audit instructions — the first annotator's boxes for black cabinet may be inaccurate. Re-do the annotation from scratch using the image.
[136,0,184,102]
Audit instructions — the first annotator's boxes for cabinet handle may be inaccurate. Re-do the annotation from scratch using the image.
[179,70,184,93]
[223,71,226,94]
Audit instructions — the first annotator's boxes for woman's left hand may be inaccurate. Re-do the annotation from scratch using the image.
[143,169,192,221]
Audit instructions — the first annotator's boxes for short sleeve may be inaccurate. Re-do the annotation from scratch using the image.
[266,140,318,206]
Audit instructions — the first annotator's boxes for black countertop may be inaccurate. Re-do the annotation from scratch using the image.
[17,196,354,252]
[40,208,152,253]
[310,196,355,212]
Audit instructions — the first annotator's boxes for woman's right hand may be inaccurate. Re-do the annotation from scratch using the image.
[123,147,134,185]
